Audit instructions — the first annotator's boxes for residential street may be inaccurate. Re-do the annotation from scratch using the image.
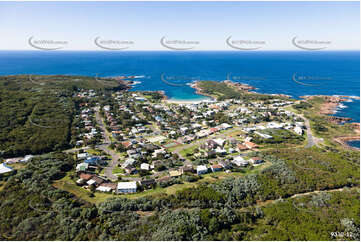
[94,106,119,181]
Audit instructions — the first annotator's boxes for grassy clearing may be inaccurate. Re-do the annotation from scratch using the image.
[179,145,198,157]
[53,173,114,204]
[112,167,124,174]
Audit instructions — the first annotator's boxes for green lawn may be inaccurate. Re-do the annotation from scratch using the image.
[53,173,114,204]
[179,145,198,157]
[112,167,124,174]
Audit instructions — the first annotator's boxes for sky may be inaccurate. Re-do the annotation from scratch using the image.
[0,1,359,50]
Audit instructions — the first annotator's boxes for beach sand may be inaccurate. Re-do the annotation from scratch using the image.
[164,99,214,104]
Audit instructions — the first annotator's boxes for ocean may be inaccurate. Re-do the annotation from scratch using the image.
[0,50,359,123]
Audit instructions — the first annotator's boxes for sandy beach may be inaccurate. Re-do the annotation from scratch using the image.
[164,98,214,105]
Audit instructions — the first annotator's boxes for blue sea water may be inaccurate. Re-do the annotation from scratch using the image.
[346,140,360,149]
[0,50,359,122]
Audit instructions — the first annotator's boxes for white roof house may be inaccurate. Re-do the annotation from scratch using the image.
[86,179,96,186]
[197,165,208,175]
[77,153,89,159]
[232,156,249,167]
[117,182,137,193]
[96,186,112,192]
[122,158,135,168]
[140,163,150,170]
[20,155,34,163]
[213,138,226,147]
[220,123,232,129]
[0,163,13,174]
[294,126,303,135]
[215,147,227,154]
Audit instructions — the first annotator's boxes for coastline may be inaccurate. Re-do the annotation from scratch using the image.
[189,82,217,100]
[136,79,359,151]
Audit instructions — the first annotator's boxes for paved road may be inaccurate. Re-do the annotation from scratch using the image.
[296,113,317,148]
[94,106,119,181]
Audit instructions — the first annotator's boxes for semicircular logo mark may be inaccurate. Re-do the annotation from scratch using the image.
[160,73,189,87]
[94,36,130,50]
[160,37,195,51]
[226,36,262,51]
[28,75,45,86]
[28,36,65,51]
[292,36,327,51]
[292,73,322,87]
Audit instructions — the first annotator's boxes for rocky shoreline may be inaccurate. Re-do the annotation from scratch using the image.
[189,82,217,100]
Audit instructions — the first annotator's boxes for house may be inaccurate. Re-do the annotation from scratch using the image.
[84,156,100,165]
[87,176,104,186]
[244,141,259,149]
[215,147,227,155]
[294,126,303,135]
[213,138,226,147]
[20,155,34,163]
[77,153,89,160]
[219,160,232,169]
[152,148,166,158]
[232,156,249,167]
[76,178,86,185]
[220,123,232,129]
[124,166,138,174]
[100,182,117,191]
[140,163,150,170]
[76,163,89,172]
[139,179,156,188]
[202,140,218,150]
[79,173,92,181]
[96,186,112,192]
[117,181,137,193]
[0,163,13,175]
[86,179,97,186]
[197,165,208,175]
[180,127,189,134]
[122,158,135,168]
[250,157,264,165]
[121,141,132,149]
[237,143,248,151]
[169,170,183,177]
[180,165,195,173]
[211,164,222,172]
